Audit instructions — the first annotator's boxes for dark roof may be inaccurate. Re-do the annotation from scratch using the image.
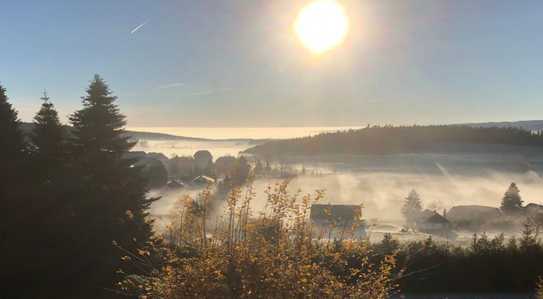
[310,204,361,222]
[425,212,450,224]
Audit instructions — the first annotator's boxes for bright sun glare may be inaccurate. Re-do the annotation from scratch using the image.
[294,0,349,54]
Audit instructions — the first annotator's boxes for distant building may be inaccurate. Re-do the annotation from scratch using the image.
[310,204,366,239]
[417,210,451,235]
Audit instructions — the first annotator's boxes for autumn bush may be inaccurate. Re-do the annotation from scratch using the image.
[537,278,543,299]
[119,182,397,298]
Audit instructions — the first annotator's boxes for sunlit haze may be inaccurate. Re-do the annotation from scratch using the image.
[3,1,543,127]
[294,0,349,54]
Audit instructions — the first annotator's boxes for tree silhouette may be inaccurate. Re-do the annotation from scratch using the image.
[0,84,25,160]
[501,183,523,215]
[68,75,155,295]
[402,189,423,228]
[31,91,65,179]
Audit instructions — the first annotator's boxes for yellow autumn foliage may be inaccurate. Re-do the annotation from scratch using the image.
[120,182,397,298]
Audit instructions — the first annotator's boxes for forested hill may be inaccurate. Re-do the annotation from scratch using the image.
[243,125,543,157]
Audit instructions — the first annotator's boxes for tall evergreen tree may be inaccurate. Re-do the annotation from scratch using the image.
[0,83,27,237]
[0,84,35,298]
[0,84,25,159]
[68,75,155,295]
[31,91,65,176]
[500,182,523,215]
[402,189,423,228]
[5,92,72,298]
[0,84,26,195]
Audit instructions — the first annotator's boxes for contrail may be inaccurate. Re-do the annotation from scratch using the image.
[157,82,185,89]
[130,21,148,34]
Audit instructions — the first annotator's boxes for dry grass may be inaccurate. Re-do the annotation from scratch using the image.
[119,181,397,298]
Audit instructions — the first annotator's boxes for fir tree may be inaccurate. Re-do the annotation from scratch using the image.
[0,84,29,296]
[31,91,65,177]
[0,84,25,159]
[401,189,423,228]
[520,220,538,251]
[68,75,155,294]
[500,182,523,215]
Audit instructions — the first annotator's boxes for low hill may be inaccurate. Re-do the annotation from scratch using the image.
[463,120,543,131]
[243,125,543,157]
[20,123,260,142]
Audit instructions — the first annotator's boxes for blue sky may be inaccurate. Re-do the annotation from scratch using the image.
[2,0,543,127]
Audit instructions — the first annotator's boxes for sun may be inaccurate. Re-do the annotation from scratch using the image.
[294,0,349,54]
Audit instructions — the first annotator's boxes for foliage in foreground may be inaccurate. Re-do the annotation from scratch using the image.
[120,183,397,298]
[537,278,543,299]
[373,224,543,296]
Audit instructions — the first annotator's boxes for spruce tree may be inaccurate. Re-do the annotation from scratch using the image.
[500,182,523,215]
[401,189,423,228]
[0,84,33,297]
[0,83,26,236]
[31,91,65,177]
[68,75,155,294]
[0,84,25,159]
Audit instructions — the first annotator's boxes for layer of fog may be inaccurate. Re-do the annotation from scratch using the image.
[149,167,543,234]
[132,139,253,158]
[239,170,543,221]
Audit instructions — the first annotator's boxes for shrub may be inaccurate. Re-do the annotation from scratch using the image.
[120,183,397,298]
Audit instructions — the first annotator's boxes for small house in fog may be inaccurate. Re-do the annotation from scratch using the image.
[192,175,215,185]
[310,204,366,239]
[417,211,451,235]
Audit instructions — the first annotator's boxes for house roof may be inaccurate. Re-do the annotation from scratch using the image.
[424,212,450,224]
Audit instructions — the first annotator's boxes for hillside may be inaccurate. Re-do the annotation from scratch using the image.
[243,125,543,157]
[463,120,543,131]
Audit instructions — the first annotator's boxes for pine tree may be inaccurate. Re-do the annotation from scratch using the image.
[0,84,26,195]
[0,83,27,244]
[0,84,25,159]
[401,189,423,228]
[520,220,537,251]
[500,182,523,215]
[31,91,65,177]
[0,85,40,298]
[68,75,155,294]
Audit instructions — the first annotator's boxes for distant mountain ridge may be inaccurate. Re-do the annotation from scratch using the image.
[243,125,543,157]
[20,120,543,143]
[462,120,543,131]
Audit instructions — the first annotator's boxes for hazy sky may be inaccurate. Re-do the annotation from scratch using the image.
[2,0,543,127]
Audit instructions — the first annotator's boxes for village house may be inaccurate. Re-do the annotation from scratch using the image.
[415,209,455,238]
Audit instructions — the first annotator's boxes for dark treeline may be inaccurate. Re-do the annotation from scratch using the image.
[0,76,156,298]
[371,227,543,296]
[245,125,543,157]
